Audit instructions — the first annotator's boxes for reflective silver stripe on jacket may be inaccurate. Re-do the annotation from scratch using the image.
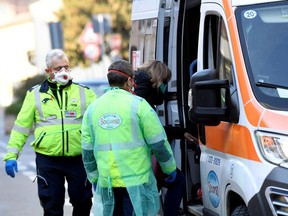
[12,125,31,135]
[7,147,20,155]
[33,85,85,129]
[130,96,140,141]
[96,141,145,151]
[34,118,82,128]
[34,87,45,121]
[82,142,93,150]
[144,132,165,145]
[78,85,87,116]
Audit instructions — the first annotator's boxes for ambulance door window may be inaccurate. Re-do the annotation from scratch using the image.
[218,19,233,85]
[218,19,233,107]
[203,15,219,69]
[203,15,233,107]
[144,18,157,62]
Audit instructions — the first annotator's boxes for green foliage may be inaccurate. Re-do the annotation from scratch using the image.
[57,0,132,67]
[5,74,47,115]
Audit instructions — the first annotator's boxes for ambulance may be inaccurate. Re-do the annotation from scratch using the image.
[130,0,288,215]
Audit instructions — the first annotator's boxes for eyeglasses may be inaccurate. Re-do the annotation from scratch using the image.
[53,65,69,72]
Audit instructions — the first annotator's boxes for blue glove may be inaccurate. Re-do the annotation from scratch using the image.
[5,160,18,178]
[165,170,177,183]
[93,183,97,191]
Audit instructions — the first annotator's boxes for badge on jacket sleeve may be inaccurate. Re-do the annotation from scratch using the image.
[65,110,77,117]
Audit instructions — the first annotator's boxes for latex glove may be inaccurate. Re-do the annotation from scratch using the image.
[165,170,177,183]
[5,160,18,178]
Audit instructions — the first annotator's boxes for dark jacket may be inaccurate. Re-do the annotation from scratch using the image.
[134,70,185,141]
[134,71,164,107]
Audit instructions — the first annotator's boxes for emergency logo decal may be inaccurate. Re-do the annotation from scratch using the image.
[207,170,220,208]
[99,114,122,129]
[243,10,257,19]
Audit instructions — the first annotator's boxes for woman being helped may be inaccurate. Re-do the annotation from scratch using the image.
[134,60,194,216]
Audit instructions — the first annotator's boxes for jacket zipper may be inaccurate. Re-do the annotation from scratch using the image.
[35,132,47,148]
[65,92,69,153]
[58,89,65,156]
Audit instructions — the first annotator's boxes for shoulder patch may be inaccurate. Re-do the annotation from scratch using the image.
[28,84,41,92]
[73,82,90,89]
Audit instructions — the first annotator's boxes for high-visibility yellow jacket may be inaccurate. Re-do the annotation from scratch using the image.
[81,87,176,215]
[81,87,176,187]
[4,80,96,161]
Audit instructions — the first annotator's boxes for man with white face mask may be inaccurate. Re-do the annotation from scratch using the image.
[46,50,72,85]
[4,49,97,216]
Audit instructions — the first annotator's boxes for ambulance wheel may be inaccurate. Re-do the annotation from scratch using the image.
[231,205,249,216]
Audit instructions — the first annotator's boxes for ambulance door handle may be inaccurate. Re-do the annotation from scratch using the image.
[174,120,180,127]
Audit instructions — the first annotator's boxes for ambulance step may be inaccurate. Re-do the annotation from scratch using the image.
[187,204,203,216]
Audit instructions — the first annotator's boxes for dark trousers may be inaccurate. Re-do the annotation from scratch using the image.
[113,187,134,216]
[152,156,185,216]
[162,169,185,216]
[35,153,93,216]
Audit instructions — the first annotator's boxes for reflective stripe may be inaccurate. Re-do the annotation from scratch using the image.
[34,118,82,128]
[96,141,145,151]
[130,96,140,141]
[64,118,82,124]
[34,85,86,125]
[160,156,175,168]
[33,128,79,137]
[13,125,31,134]
[79,86,86,116]
[34,88,45,121]
[87,170,98,180]
[7,147,20,155]
[98,167,150,180]
[82,142,94,150]
[145,132,165,145]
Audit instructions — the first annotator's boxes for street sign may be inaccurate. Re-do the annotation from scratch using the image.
[78,21,102,45]
[83,44,101,61]
[79,21,102,61]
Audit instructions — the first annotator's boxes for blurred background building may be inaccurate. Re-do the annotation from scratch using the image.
[0,0,132,135]
[0,0,120,107]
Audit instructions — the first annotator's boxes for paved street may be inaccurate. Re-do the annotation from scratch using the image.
[0,134,79,216]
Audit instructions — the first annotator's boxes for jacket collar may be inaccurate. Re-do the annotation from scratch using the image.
[39,79,72,93]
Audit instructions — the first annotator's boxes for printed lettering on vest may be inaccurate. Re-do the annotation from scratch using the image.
[99,114,122,129]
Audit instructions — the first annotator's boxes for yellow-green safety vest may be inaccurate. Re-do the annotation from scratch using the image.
[4,80,96,161]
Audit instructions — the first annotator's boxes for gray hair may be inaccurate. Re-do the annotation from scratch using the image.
[45,49,67,68]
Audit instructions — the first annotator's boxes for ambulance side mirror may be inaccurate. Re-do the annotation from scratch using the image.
[188,69,230,126]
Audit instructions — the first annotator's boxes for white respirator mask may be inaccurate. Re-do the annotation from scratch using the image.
[52,68,72,85]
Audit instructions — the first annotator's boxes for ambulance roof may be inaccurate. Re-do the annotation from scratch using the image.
[231,0,284,6]
[131,0,286,21]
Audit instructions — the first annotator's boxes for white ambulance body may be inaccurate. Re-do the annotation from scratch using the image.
[130,0,288,215]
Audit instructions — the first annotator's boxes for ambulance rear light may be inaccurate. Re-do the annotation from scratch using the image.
[256,131,288,165]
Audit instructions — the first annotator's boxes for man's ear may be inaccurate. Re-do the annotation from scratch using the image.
[45,68,51,73]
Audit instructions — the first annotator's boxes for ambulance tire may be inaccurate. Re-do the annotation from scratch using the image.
[231,205,249,216]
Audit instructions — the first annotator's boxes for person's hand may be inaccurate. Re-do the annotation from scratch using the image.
[164,170,177,183]
[5,160,18,178]
[184,132,197,143]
